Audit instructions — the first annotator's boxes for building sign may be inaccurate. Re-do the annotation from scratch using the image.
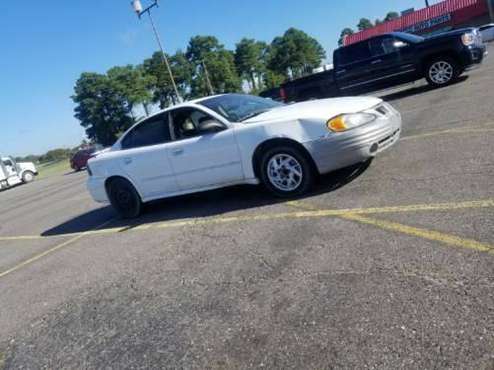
[400,13,452,33]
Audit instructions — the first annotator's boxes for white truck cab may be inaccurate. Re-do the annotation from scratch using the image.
[0,156,38,190]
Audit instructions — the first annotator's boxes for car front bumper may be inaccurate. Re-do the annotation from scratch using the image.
[87,177,109,203]
[461,44,487,67]
[303,103,402,175]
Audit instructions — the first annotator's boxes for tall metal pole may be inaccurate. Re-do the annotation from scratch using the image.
[487,0,494,22]
[146,10,182,103]
[425,0,430,7]
[201,60,214,95]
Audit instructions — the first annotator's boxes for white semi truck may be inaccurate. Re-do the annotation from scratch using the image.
[0,156,38,190]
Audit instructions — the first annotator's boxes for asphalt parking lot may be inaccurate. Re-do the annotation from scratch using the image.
[1,46,493,369]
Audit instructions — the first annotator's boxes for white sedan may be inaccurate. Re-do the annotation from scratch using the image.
[480,23,494,42]
[87,94,401,218]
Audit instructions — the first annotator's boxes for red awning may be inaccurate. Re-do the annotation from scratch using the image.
[344,0,486,45]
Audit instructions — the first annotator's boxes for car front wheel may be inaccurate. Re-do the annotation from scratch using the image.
[425,57,459,87]
[260,145,315,198]
[107,178,142,219]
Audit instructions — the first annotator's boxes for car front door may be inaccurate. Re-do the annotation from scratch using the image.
[167,107,244,191]
[119,112,179,200]
[334,41,374,93]
[367,36,418,89]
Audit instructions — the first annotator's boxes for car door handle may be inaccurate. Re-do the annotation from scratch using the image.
[371,59,382,64]
[172,148,184,156]
[123,157,132,165]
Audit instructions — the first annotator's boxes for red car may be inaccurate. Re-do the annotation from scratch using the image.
[70,147,99,171]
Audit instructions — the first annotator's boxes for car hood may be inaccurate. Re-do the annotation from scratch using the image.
[425,28,474,40]
[243,97,382,123]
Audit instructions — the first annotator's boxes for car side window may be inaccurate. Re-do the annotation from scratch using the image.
[337,42,372,66]
[3,160,13,167]
[170,108,225,140]
[121,113,171,150]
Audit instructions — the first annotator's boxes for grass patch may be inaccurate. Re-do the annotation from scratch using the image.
[37,160,72,179]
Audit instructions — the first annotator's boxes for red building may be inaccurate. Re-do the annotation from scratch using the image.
[345,0,492,46]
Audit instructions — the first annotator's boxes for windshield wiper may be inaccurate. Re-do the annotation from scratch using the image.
[241,109,271,122]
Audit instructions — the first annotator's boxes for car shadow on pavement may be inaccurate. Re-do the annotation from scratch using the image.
[41,160,372,237]
[379,76,468,102]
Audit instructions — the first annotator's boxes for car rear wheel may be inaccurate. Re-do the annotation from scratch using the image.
[107,178,142,219]
[22,171,35,183]
[425,57,459,87]
[260,145,315,197]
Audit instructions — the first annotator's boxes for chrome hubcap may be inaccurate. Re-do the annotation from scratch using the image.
[429,61,453,84]
[24,173,33,182]
[267,154,303,192]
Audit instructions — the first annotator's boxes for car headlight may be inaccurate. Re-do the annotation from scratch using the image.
[327,113,377,132]
[462,32,475,46]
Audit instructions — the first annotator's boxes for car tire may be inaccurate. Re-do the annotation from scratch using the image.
[22,171,35,183]
[259,145,315,198]
[425,57,460,87]
[107,178,142,219]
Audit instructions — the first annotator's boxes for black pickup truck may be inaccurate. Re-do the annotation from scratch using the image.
[261,28,487,102]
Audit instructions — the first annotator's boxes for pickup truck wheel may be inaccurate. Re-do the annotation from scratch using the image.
[426,57,459,87]
[107,178,142,219]
[260,146,314,198]
[22,171,35,183]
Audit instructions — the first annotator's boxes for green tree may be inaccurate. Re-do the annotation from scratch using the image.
[142,51,193,109]
[72,72,134,146]
[338,28,355,47]
[268,28,326,79]
[234,38,268,91]
[357,18,374,31]
[107,65,154,116]
[384,11,400,22]
[186,36,241,97]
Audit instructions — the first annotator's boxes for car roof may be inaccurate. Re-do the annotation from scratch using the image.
[135,94,226,123]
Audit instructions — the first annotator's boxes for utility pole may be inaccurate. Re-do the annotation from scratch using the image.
[487,0,494,22]
[425,0,430,7]
[131,0,183,104]
[202,60,214,95]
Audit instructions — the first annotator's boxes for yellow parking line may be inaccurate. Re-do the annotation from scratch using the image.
[402,127,494,141]
[0,219,114,279]
[286,199,494,214]
[286,200,494,254]
[1,199,493,242]
[341,213,494,254]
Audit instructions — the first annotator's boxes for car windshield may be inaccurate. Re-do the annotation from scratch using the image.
[199,94,284,122]
[395,33,425,43]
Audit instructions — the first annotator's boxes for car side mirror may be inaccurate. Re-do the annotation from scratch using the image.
[199,120,225,134]
[393,40,408,49]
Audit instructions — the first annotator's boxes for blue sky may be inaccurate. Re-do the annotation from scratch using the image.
[1,0,435,156]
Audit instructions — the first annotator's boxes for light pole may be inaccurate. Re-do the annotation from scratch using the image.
[132,0,182,104]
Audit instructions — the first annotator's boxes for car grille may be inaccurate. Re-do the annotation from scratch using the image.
[377,129,400,152]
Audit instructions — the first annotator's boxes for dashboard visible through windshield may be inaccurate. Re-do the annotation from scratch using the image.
[199,94,284,122]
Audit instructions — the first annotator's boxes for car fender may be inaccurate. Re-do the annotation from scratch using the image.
[233,118,327,179]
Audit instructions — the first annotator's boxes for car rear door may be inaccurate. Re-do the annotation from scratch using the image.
[367,36,418,89]
[166,107,244,191]
[119,112,179,200]
[334,41,373,93]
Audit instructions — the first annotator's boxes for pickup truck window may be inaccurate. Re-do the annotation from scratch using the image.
[369,37,398,57]
[336,42,371,66]
[121,113,171,150]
